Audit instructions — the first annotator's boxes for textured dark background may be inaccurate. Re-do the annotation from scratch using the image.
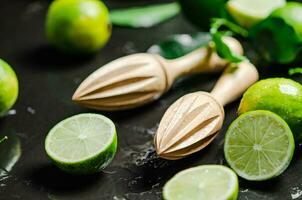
[0,0,302,199]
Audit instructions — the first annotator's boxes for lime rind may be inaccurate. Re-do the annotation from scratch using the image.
[45,113,117,175]
[163,165,238,200]
[224,110,295,181]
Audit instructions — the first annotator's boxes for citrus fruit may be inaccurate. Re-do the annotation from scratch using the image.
[163,165,238,200]
[249,2,302,63]
[178,0,227,30]
[45,113,117,175]
[227,0,285,28]
[46,0,111,54]
[0,59,18,116]
[224,110,295,181]
[238,78,302,141]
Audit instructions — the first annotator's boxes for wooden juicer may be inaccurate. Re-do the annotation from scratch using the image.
[154,61,259,160]
[72,36,243,111]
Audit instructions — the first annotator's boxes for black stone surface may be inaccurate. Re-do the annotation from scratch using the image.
[0,0,302,199]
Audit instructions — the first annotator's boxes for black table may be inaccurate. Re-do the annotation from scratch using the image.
[1,0,302,199]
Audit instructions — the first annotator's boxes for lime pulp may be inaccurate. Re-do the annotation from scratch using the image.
[224,110,295,181]
[45,113,117,175]
[163,165,239,200]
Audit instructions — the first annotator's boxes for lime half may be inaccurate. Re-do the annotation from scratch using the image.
[227,0,285,28]
[224,110,294,181]
[163,165,238,200]
[45,113,117,175]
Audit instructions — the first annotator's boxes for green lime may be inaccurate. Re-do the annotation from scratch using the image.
[238,78,302,141]
[0,59,18,116]
[227,0,285,28]
[163,165,238,200]
[178,0,227,29]
[46,0,111,54]
[224,110,295,181]
[45,113,117,175]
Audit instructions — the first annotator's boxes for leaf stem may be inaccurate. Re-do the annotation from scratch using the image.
[210,18,249,37]
[0,136,8,144]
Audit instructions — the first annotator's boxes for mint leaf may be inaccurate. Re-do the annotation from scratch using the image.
[110,3,180,28]
[210,18,248,63]
[250,17,302,64]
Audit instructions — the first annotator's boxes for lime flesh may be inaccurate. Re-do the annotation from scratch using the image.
[45,113,117,175]
[227,0,285,28]
[224,110,295,181]
[163,165,238,200]
[0,59,18,116]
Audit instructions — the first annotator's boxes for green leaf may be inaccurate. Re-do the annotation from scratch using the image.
[210,18,247,63]
[250,17,302,64]
[212,32,246,63]
[289,68,302,76]
[110,3,180,28]
[249,3,302,64]
[147,32,212,59]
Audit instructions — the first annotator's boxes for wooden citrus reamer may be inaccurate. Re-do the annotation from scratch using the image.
[154,61,259,160]
[72,37,243,111]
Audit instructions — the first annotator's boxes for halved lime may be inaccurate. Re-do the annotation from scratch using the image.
[163,165,238,200]
[227,0,286,28]
[45,113,117,175]
[224,110,295,181]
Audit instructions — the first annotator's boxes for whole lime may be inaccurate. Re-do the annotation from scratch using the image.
[238,78,302,141]
[46,0,111,54]
[0,59,18,116]
[178,0,227,30]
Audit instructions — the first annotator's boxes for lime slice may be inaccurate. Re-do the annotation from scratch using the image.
[45,113,117,175]
[224,110,295,181]
[227,0,286,28]
[163,165,239,200]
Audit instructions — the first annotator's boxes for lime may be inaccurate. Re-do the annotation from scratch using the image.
[0,59,18,116]
[46,0,111,54]
[178,0,227,29]
[224,110,295,181]
[45,113,117,175]
[238,78,302,141]
[227,0,285,28]
[163,165,238,200]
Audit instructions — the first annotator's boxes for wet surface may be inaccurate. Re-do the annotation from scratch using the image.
[0,0,302,199]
